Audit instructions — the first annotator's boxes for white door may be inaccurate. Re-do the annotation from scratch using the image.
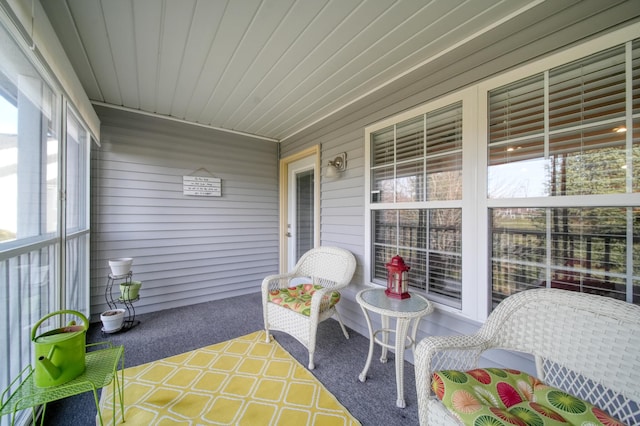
[287,156,316,270]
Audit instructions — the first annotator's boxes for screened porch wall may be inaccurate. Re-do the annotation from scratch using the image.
[89,106,279,320]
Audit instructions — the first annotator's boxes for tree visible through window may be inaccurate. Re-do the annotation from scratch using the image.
[489,40,639,307]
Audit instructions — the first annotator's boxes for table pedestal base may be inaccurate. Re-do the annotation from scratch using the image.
[356,288,433,409]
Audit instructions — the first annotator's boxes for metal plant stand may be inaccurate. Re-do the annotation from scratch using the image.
[105,271,140,332]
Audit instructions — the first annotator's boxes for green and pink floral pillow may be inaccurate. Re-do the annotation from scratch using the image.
[432,368,624,425]
[268,284,340,316]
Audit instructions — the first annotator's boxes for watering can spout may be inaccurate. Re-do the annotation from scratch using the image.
[38,355,62,379]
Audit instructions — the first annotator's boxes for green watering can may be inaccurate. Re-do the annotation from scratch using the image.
[31,310,89,388]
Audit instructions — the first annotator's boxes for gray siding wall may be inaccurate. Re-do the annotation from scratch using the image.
[90,106,279,320]
[280,6,639,371]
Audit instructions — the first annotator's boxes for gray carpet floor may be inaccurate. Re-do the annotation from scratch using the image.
[42,291,420,425]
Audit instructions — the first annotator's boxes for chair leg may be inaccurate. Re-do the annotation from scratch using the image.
[263,307,271,343]
[308,322,317,370]
[264,316,270,343]
[308,351,315,370]
[334,309,350,339]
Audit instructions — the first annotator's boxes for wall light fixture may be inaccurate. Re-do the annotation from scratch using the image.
[326,152,347,178]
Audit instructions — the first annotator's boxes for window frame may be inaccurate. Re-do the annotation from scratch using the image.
[479,27,640,310]
[365,87,481,319]
[365,22,640,322]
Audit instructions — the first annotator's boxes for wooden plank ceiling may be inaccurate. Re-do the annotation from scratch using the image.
[40,0,626,142]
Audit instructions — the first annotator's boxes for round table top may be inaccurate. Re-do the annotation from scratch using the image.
[356,287,433,318]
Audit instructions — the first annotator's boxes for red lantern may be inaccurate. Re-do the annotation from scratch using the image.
[385,255,410,299]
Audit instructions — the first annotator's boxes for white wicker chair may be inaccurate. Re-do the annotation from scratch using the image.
[261,246,356,369]
[414,288,640,425]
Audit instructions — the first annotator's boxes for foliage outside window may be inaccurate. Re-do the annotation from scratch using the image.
[369,103,463,307]
[488,40,640,307]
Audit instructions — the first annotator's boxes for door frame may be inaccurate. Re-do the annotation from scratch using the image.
[279,145,320,273]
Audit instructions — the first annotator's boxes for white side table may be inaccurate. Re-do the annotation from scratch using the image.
[357,287,433,408]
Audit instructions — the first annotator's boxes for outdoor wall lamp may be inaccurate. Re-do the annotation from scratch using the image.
[326,152,347,178]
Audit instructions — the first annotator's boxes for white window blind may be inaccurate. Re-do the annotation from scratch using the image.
[369,102,463,307]
[488,39,639,307]
[489,44,634,198]
[371,102,463,203]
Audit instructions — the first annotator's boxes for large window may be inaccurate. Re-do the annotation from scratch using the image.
[0,20,91,426]
[488,40,639,307]
[367,102,464,308]
[365,29,639,317]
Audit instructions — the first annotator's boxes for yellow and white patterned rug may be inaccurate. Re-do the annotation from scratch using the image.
[98,330,360,425]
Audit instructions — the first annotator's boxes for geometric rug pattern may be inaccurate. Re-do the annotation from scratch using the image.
[98,330,361,425]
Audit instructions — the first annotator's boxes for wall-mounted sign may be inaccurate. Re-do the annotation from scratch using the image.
[183,176,221,197]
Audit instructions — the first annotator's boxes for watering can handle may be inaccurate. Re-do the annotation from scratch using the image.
[31,310,90,341]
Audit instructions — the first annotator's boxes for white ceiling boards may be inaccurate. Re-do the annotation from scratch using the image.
[41,0,638,142]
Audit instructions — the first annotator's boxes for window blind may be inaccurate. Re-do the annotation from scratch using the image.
[489,39,639,307]
[489,43,634,198]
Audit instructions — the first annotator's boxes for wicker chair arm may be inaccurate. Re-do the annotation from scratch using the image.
[415,334,487,407]
[261,273,297,293]
[314,276,348,290]
[308,284,340,317]
[415,334,488,370]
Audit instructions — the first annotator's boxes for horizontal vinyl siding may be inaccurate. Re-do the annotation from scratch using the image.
[90,106,278,320]
[280,8,640,369]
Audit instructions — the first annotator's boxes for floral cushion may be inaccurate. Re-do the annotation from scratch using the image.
[432,368,624,425]
[268,284,340,316]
